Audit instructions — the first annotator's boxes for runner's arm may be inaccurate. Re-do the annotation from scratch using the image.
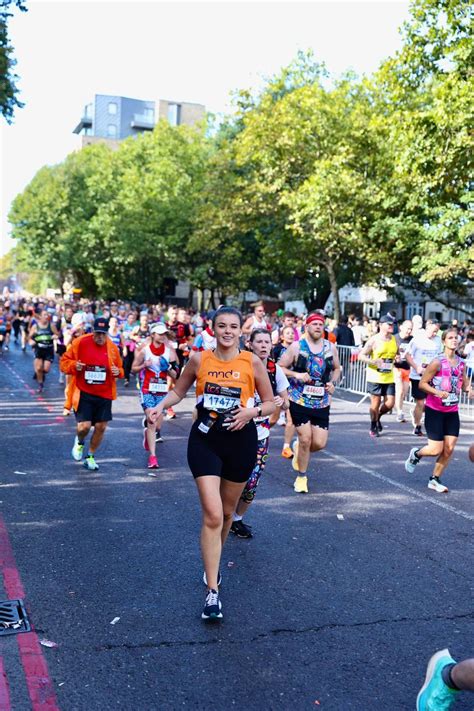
[278,342,301,378]
[131,348,146,374]
[149,354,200,422]
[357,337,375,364]
[60,339,80,374]
[419,360,448,398]
[327,343,341,392]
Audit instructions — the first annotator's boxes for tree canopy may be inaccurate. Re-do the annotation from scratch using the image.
[7,0,473,310]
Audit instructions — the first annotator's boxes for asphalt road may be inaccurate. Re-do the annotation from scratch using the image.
[0,343,473,710]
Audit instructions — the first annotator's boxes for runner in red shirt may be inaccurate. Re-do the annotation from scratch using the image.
[60,317,124,470]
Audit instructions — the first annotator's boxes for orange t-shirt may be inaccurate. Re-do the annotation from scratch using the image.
[195,350,255,409]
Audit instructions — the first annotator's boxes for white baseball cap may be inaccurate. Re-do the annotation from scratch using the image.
[150,323,168,335]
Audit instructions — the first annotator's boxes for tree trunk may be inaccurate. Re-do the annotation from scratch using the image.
[325,259,341,321]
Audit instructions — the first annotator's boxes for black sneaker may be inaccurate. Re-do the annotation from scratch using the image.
[377,419,383,434]
[413,425,423,437]
[201,589,223,622]
[230,520,253,539]
[156,430,164,444]
[202,570,222,587]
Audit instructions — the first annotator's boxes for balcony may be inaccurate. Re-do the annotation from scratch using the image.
[130,113,155,130]
[73,115,93,134]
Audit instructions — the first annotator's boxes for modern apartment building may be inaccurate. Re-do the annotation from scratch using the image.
[73,94,205,146]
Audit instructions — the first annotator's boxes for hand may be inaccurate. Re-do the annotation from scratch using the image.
[274,395,284,407]
[76,360,85,371]
[298,372,312,383]
[325,382,336,395]
[437,390,450,399]
[144,359,153,369]
[374,359,384,370]
[224,406,252,431]
[111,364,120,377]
[148,405,163,423]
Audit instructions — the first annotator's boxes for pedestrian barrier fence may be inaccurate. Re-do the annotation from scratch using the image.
[335,345,473,421]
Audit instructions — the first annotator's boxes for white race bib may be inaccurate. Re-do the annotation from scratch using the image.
[203,382,241,412]
[149,379,167,394]
[443,393,458,406]
[85,366,106,384]
[303,384,325,398]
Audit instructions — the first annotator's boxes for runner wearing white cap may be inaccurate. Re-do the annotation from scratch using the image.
[131,323,178,471]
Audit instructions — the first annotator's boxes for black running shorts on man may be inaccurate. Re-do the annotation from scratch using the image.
[367,382,395,397]
[410,378,427,400]
[289,402,330,429]
[75,391,112,425]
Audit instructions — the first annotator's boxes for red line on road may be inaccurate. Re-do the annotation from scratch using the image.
[0,518,59,710]
[0,657,12,711]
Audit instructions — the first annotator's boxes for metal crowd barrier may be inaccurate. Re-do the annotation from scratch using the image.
[335,345,473,420]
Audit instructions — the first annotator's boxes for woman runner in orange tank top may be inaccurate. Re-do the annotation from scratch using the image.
[149,307,275,622]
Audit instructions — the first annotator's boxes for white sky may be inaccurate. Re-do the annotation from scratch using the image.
[0,0,410,256]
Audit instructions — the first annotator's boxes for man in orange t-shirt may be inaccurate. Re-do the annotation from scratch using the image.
[61,317,124,470]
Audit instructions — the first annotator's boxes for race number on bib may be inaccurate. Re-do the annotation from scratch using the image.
[303,384,325,398]
[148,378,167,394]
[85,366,107,384]
[203,383,241,412]
[443,392,458,406]
[378,359,393,373]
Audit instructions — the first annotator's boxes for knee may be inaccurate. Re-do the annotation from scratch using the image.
[94,422,107,434]
[443,444,455,458]
[298,435,311,449]
[203,509,223,530]
[310,441,325,453]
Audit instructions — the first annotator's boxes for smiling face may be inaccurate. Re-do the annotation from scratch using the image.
[251,331,272,360]
[281,325,295,345]
[214,313,241,349]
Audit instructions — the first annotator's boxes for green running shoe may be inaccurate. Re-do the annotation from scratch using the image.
[83,455,99,471]
[417,648,458,710]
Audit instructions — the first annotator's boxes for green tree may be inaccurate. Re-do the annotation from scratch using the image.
[0,0,27,123]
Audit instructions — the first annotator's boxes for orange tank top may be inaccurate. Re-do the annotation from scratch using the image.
[196,350,255,410]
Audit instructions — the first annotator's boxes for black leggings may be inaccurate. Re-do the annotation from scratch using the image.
[123,350,135,382]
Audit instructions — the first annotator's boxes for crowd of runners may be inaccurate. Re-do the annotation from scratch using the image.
[1,291,474,708]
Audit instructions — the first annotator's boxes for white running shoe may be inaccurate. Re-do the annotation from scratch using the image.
[405,447,421,473]
[428,478,448,493]
[71,436,84,461]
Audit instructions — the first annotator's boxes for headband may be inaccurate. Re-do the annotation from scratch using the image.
[306,313,325,326]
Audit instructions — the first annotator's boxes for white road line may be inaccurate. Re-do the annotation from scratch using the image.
[322,450,474,523]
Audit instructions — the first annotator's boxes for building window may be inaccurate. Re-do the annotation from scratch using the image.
[167,103,181,126]
[108,102,117,115]
[84,103,93,118]
[84,127,92,136]
[406,302,423,319]
[144,107,154,122]
[107,124,117,138]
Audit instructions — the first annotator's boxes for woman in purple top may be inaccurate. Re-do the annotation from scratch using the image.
[405,328,473,492]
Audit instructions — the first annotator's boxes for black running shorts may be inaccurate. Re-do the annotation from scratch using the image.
[367,382,395,397]
[34,347,55,362]
[187,420,258,483]
[289,402,330,430]
[424,406,460,441]
[75,391,113,425]
[410,378,427,400]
